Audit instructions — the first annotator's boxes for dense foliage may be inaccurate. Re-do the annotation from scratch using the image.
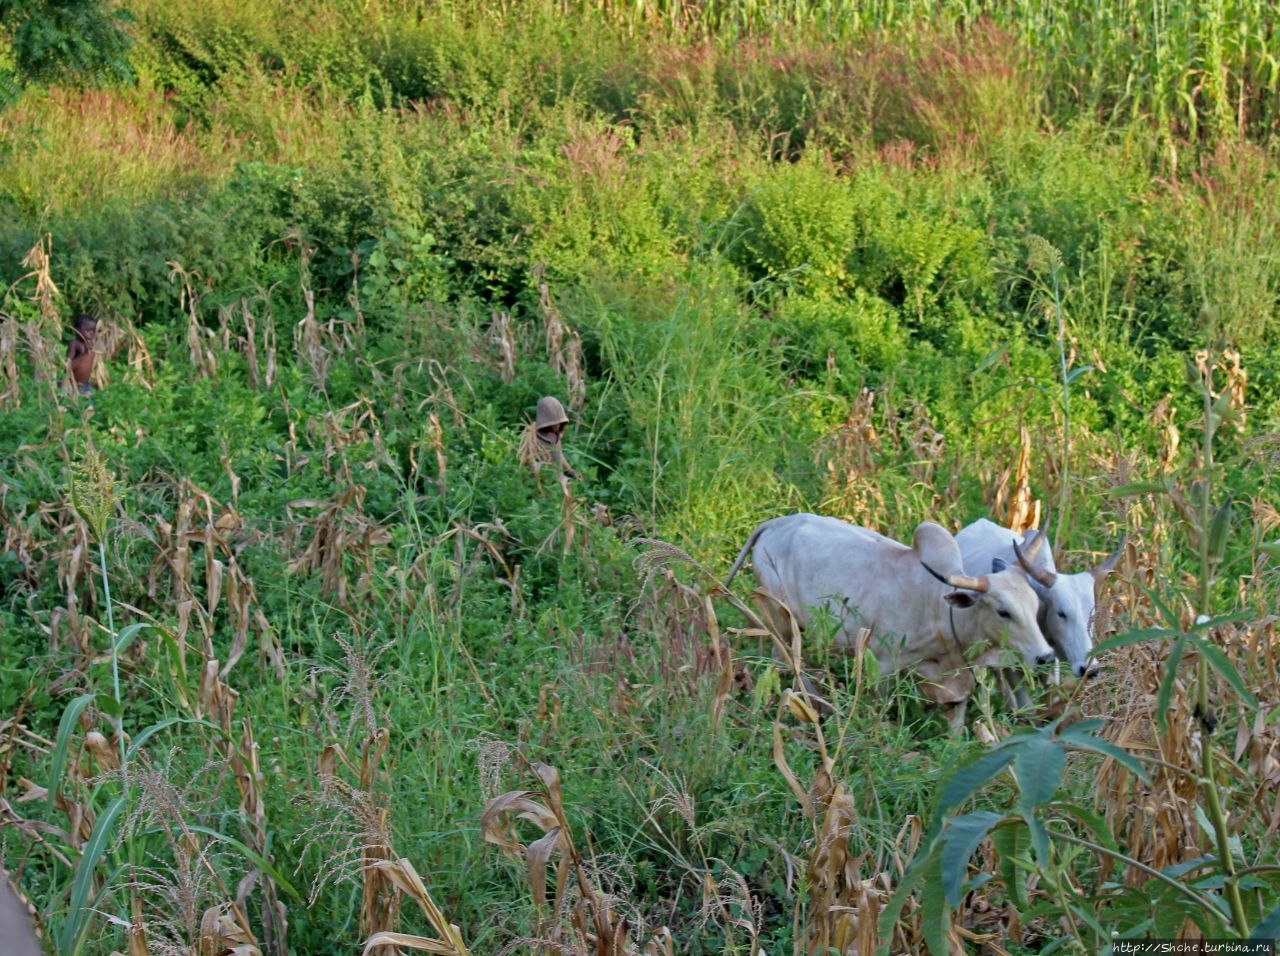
[1,2,1279,953]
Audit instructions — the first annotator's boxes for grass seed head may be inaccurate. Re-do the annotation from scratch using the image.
[69,443,118,543]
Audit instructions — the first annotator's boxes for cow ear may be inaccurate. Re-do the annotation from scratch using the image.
[944,591,978,608]
[991,557,1009,573]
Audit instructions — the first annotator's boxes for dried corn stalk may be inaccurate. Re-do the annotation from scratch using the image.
[481,759,667,954]
[540,282,585,412]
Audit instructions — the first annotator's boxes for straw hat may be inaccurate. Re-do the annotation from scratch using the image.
[535,396,569,432]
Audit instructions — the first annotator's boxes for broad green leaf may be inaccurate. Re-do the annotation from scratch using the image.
[97,694,122,719]
[1155,634,1187,735]
[58,794,126,956]
[1091,627,1179,656]
[940,811,1003,907]
[1160,855,1217,878]
[1190,874,1271,892]
[991,819,1030,909]
[919,855,951,956]
[1190,634,1259,708]
[1188,611,1252,633]
[1050,803,1120,853]
[181,824,304,901]
[971,343,1008,376]
[937,747,1017,817]
[1193,805,1247,868]
[1256,540,1280,562]
[1058,717,1105,735]
[48,693,96,811]
[113,621,151,654]
[1107,481,1169,498]
[876,853,930,956]
[1152,881,1191,937]
[1064,364,1096,385]
[1025,813,1050,866]
[1250,901,1280,939]
[1057,724,1150,783]
[127,717,223,759]
[1013,735,1065,813]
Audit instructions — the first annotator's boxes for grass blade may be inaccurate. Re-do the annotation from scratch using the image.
[58,793,126,956]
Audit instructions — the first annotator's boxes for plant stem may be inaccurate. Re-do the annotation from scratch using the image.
[1047,828,1224,916]
[99,540,127,794]
[1194,361,1249,937]
[1052,259,1071,547]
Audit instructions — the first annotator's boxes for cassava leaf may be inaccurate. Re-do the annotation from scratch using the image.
[937,747,1017,817]
[940,811,1003,908]
[919,855,952,956]
[1250,901,1280,939]
[1057,724,1150,784]
[991,819,1031,910]
[1013,734,1065,813]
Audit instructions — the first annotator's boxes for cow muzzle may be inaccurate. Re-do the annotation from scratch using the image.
[1076,661,1100,679]
[1036,652,1056,667]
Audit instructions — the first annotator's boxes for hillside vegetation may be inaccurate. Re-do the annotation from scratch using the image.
[1,1,1279,953]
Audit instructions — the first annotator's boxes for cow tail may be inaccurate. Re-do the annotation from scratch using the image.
[724,519,772,589]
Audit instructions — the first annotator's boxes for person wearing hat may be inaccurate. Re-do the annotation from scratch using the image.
[521,395,581,483]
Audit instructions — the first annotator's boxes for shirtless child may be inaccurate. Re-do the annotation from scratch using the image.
[67,313,98,395]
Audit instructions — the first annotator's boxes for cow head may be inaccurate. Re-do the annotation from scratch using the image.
[920,559,1054,668]
[1014,530,1126,678]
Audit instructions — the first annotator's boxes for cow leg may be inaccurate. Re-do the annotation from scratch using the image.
[749,589,834,714]
[999,667,1033,712]
[916,661,974,733]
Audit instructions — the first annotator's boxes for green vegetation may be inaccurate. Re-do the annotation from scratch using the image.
[1,1,1279,952]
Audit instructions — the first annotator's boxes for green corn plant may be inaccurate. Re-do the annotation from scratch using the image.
[881,347,1279,953]
[1096,348,1262,938]
[876,716,1153,955]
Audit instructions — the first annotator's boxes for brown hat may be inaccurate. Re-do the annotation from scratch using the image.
[535,396,569,431]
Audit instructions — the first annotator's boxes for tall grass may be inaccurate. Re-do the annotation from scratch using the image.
[0,88,237,216]
[116,0,1280,145]
[3,1,1280,952]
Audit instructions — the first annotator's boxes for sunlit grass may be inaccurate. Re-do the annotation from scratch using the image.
[0,87,238,215]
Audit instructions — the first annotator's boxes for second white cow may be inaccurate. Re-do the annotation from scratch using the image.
[955,517,1125,681]
[725,513,1055,728]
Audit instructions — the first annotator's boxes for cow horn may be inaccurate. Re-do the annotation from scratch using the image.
[1018,527,1047,563]
[921,561,990,593]
[1091,534,1127,581]
[1013,535,1057,588]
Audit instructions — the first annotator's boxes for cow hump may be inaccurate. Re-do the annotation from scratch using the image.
[912,522,964,577]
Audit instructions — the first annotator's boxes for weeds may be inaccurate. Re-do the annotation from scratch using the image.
[3,4,1280,953]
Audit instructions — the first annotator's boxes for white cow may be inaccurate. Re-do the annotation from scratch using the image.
[725,513,1055,728]
[955,516,1125,710]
